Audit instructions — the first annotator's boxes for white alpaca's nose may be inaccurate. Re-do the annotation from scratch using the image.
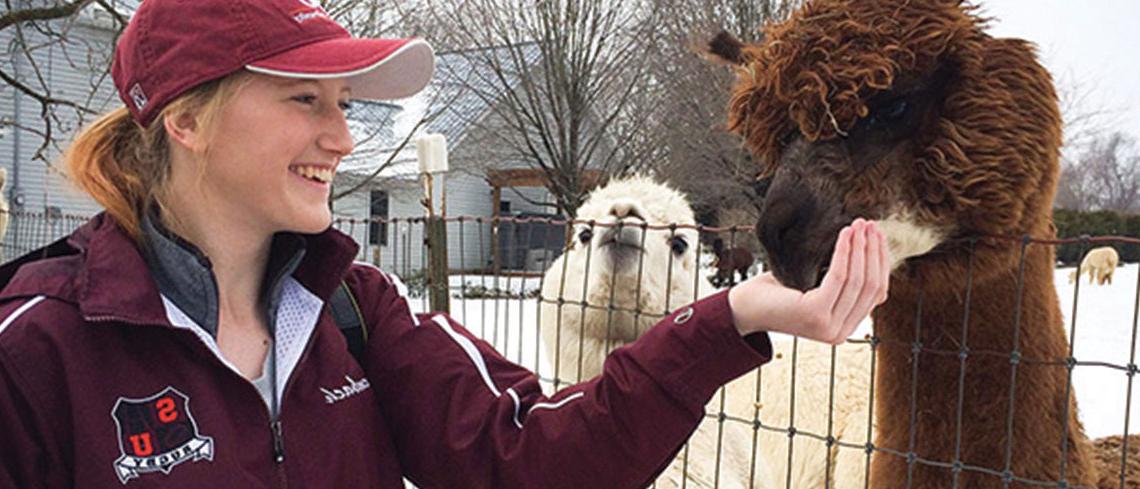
[609,200,644,221]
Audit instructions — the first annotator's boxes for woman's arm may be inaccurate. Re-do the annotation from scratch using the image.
[354,220,888,488]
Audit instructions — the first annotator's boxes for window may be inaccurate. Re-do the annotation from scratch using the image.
[369,190,389,246]
[499,200,512,214]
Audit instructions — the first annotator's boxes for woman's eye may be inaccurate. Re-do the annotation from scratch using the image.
[339,100,354,111]
[292,94,318,105]
[578,228,593,244]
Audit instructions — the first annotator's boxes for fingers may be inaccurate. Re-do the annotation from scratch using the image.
[816,225,854,307]
[830,219,867,326]
[842,222,884,331]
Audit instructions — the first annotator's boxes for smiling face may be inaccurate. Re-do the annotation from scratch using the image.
[165,73,354,238]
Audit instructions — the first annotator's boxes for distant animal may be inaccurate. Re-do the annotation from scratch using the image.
[1069,246,1119,285]
[540,175,872,489]
[708,0,1126,486]
[711,237,754,287]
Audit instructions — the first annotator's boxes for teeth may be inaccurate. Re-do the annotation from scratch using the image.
[292,166,333,183]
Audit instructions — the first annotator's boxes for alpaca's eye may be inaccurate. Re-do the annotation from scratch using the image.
[669,236,688,255]
[868,98,909,126]
[779,129,798,147]
[578,228,593,244]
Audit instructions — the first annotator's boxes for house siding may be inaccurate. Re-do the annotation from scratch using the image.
[2,22,116,256]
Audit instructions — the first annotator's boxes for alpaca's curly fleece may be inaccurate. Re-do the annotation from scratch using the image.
[717,0,1133,487]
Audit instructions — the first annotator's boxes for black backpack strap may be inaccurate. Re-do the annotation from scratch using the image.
[329,280,368,366]
[0,236,75,288]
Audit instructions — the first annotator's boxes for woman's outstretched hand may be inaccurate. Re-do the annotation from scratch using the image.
[728,219,890,344]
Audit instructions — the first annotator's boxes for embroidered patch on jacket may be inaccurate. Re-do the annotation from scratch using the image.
[111,386,214,484]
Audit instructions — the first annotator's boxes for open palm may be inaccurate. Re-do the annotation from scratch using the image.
[729,219,890,344]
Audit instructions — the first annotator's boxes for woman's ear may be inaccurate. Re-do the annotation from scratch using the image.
[162,111,206,154]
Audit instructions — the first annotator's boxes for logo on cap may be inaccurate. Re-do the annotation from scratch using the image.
[111,387,214,484]
[128,84,148,111]
[292,0,330,24]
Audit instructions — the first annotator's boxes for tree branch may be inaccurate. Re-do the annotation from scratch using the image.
[0,0,93,32]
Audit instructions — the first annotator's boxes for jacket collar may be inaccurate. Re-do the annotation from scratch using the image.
[0,213,360,328]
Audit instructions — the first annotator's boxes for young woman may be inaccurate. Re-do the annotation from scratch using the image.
[0,0,890,487]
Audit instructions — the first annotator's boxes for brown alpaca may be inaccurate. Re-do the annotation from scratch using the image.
[711,237,754,286]
[708,0,1127,487]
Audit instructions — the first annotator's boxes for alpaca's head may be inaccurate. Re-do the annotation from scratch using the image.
[710,0,1061,291]
[566,175,700,294]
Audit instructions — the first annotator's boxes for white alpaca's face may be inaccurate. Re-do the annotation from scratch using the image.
[567,178,700,292]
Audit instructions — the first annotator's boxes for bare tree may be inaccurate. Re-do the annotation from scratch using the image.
[417,0,660,217]
[646,0,798,230]
[1056,131,1140,213]
[1,0,134,162]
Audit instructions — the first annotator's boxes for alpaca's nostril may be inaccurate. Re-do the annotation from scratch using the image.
[610,202,644,221]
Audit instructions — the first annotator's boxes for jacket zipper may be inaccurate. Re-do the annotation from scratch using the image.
[272,419,286,463]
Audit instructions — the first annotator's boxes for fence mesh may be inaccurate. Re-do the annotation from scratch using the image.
[2,210,1137,489]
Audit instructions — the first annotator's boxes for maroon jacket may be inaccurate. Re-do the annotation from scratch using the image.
[0,214,772,488]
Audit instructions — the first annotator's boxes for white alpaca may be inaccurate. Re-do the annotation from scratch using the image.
[1068,246,1119,286]
[539,176,872,489]
[540,175,704,386]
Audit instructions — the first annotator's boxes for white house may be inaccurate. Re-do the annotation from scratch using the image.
[331,44,567,275]
[1,7,121,257]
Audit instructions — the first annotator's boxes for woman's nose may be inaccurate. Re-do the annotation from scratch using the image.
[319,110,354,157]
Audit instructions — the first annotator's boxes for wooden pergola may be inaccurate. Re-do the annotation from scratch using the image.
[484,168,602,273]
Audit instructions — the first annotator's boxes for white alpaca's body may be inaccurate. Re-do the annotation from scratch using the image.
[539,176,872,489]
[1069,246,1119,286]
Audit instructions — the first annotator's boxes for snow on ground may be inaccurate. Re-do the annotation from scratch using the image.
[1057,263,1140,439]
[397,263,1140,440]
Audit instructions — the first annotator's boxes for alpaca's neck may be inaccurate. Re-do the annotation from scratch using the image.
[869,247,1097,487]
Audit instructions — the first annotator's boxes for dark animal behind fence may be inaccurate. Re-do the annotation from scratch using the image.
[711,237,754,286]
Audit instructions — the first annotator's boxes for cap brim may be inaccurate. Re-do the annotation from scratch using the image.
[246,38,435,100]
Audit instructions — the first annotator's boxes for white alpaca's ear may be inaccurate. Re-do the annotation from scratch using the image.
[0,167,7,191]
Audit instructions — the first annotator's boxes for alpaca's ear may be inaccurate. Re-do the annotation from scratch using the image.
[706,31,749,66]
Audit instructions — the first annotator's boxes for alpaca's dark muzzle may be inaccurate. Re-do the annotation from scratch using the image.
[757,177,843,292]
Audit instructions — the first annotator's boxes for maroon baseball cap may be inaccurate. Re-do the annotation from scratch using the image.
[112,0,435,126]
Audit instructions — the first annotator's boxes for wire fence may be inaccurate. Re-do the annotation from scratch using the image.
[2,210,1138,488]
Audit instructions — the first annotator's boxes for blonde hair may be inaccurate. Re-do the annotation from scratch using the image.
[63,73,250,242]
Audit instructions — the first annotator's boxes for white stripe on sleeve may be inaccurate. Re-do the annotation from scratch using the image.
[0,296,47,337]
[431,315,501,397]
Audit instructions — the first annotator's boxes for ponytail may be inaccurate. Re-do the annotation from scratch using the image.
[63,73,249,242]
[64,107,161,242]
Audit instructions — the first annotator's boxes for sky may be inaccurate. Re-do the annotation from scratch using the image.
[980,0,1140,144]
